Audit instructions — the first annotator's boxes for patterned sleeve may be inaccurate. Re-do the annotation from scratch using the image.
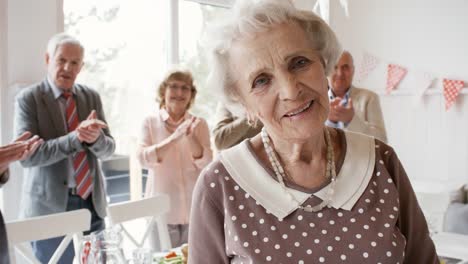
[382,144,439,264]
[188,163,229,264]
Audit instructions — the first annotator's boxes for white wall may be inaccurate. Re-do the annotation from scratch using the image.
[0,0,63,219]
[330,0,468,185]
[293,0,316,11]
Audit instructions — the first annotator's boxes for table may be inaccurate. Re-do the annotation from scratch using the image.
[433,232,468,263]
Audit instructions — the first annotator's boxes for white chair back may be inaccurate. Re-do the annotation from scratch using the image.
[106,194,171,251]
[6,209,91,264]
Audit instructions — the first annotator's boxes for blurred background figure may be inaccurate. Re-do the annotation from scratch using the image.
[137,70,212,249]
[212,102,262,151]
[14,33,115,263]
[326,51,387,142]
[0,131,43,264]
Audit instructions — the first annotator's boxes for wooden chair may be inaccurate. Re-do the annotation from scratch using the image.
[6,209,91,264]
[106,194,172,251]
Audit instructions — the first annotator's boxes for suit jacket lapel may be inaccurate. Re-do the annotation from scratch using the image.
[41,81,67,135]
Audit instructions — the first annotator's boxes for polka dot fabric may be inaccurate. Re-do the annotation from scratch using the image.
[189,135,439,264]
[203,145,404,263]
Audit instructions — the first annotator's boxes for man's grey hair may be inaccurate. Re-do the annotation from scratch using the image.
[204,0,342,117]
[46,32,84,59]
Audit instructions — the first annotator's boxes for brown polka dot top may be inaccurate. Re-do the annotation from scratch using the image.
[188,130,439,264]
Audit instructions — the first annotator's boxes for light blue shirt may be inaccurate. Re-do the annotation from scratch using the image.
[325,88,351,129]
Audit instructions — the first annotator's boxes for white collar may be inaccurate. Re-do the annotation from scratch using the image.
[219,131,375,220]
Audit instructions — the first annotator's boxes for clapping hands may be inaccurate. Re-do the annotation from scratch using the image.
[328,97,354,124]
[171,117,201,141]
[0,131,43,174]
[76,110,108,144]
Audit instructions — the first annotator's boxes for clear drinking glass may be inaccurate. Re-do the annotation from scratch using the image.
[91,227,126,264]
[131,248,152,264]
[79,234,95,264]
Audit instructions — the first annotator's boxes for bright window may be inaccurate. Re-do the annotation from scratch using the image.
[64,0,230,154]
[178,0,229,124]
[64,0,170,154]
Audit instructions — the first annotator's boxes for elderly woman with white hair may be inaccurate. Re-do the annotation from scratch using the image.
[188,0,438,263]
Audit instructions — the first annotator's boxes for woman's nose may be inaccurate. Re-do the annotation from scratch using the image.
[278,74,300,100]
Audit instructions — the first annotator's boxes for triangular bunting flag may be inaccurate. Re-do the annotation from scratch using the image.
[356,52,379,83]
[313,0,330,23]
[443,78,465,111]
[413,72,435,103]
[386,64,407,94]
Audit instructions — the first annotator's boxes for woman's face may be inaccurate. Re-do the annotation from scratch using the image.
[228,22,329,142]
[164,79,192,114]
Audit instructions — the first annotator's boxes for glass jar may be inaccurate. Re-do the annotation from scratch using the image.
[78,234,95,264]
[87,227,126,264]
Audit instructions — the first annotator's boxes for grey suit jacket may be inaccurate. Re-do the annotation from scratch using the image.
[14,79,115,219]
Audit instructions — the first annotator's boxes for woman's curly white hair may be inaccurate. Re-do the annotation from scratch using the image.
[204,0,342,117]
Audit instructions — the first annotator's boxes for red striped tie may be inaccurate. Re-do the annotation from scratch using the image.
[63,92,93,199]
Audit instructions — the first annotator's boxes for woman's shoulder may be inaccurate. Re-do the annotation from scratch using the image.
[341,129,396,157]
[193,158,233,204]
[373,138,397,161]
[198,158,230,184]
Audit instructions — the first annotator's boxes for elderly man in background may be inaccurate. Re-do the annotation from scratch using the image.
[326,51,387,142]
[14,33,115,263]
[0,132,42,264]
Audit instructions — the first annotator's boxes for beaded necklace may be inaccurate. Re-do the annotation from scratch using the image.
[260,127,337,212]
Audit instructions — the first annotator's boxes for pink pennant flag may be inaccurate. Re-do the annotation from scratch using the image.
[386,64,407,94]
[356,52,380,83]
[443,79,465,111]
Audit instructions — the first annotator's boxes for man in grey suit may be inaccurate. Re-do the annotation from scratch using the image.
[14,33,115,263]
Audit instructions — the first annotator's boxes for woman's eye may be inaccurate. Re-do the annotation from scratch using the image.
[252,75,270,89]
[290,57,311,70]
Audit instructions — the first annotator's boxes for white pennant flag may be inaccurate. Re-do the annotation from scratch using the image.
[313,0,349,23]
[413,72,435,103]
[313,0,330,23]
[340,0,349,17]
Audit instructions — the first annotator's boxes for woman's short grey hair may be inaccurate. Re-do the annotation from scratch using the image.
[46,33,84,58]
[204,0,342,117]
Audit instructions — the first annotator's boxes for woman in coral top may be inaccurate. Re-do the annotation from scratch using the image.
[137,70,212,248]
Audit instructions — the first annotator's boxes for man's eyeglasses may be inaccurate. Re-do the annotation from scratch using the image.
[167,83,192,92]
